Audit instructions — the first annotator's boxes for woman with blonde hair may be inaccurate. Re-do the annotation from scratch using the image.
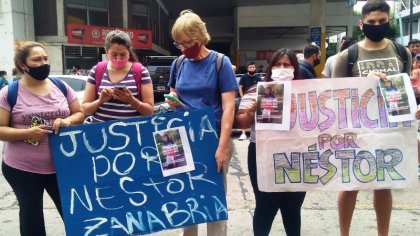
[166,10,238,236]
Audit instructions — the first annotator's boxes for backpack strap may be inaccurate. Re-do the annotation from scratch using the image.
[174,53,225,83]
[7,81,19,112]
[392,41,409,73]
[49,77,68,97]
[132,62,143,100]
[7,78,67,112]
[175,55,186,72]
[347,44,358,77]
[94,61,108,95]
[215,53,224,79]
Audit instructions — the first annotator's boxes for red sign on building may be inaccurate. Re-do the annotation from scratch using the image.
[67,24,152,49]
[256,50,276,60]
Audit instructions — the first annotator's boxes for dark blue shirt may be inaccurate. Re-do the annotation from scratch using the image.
[299,61,317,79]
[239,74,262,93]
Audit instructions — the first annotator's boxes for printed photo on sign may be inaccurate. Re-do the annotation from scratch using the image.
[255,81,291,130]
[153,127,195,177]
[378,73,416,122]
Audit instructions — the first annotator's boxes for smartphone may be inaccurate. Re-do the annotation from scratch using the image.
[164,94,185,106]
[25,116,48,145]
[30,116,47,127]
[114,85,127,90]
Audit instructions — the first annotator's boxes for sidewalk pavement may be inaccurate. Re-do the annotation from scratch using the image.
[1,139,419,235]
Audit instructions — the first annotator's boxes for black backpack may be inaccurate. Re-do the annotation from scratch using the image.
[346,41,409,77]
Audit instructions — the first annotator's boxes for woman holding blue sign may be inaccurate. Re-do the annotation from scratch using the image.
[236,48,306,236]
[82,30,154,122]
[0,41,85,236]
[166,9,238,236]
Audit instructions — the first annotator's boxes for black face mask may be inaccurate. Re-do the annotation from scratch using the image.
[25,64,50,80]
[362,22,390,42]
[313,57,320,67]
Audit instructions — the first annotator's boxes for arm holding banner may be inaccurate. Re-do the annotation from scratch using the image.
[216,90,235,172]
[236,99,256,129]
[236,85,258,129]
[51,99,84,134]
[0,108,53,141]
[0,87,84,141]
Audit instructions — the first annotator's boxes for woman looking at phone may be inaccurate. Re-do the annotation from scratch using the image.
[82,30,154,122]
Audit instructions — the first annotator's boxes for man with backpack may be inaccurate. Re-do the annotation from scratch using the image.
[332,1,411,236]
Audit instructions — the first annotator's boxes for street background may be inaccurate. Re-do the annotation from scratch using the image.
[0,135,419,236]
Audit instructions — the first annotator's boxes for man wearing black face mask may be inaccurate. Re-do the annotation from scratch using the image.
[332,1,412,236]
[299,44,320,79]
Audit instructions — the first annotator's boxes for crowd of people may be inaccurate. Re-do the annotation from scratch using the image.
[0,0,419,236]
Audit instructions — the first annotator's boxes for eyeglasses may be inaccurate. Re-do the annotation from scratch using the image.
[173,41,193,49]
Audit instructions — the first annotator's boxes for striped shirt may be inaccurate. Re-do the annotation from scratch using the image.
[87,64,152,122]
[239,85,257,143]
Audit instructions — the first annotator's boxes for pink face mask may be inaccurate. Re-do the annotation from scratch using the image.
[109,57,129,69]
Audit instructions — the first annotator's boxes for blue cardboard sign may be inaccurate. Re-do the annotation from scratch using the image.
[50,108,227,235]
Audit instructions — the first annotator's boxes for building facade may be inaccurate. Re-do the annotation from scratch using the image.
[0,0,357,76]
[396,0,420,46]
[0,0,171,75]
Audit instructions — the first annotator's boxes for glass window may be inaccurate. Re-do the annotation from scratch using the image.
[132,15,148,29]
[67,8,87,25]
[67,0,87,6]
[89,10,108,26]
[66,0,108,26]
[132,2,148,16]
[414,21,419,34]
[88,0,107,9]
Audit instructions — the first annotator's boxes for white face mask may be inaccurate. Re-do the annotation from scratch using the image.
[271,68,294,81]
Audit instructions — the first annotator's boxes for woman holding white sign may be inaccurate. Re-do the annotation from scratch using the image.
[236,48,306,236]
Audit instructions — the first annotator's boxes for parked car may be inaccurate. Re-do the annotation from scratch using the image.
[256,72,266,80]
[51,75,88,103]
[145,56,177,103]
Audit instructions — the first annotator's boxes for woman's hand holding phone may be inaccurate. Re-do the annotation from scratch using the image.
[113,85,134,103]
[164,93,185,107]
